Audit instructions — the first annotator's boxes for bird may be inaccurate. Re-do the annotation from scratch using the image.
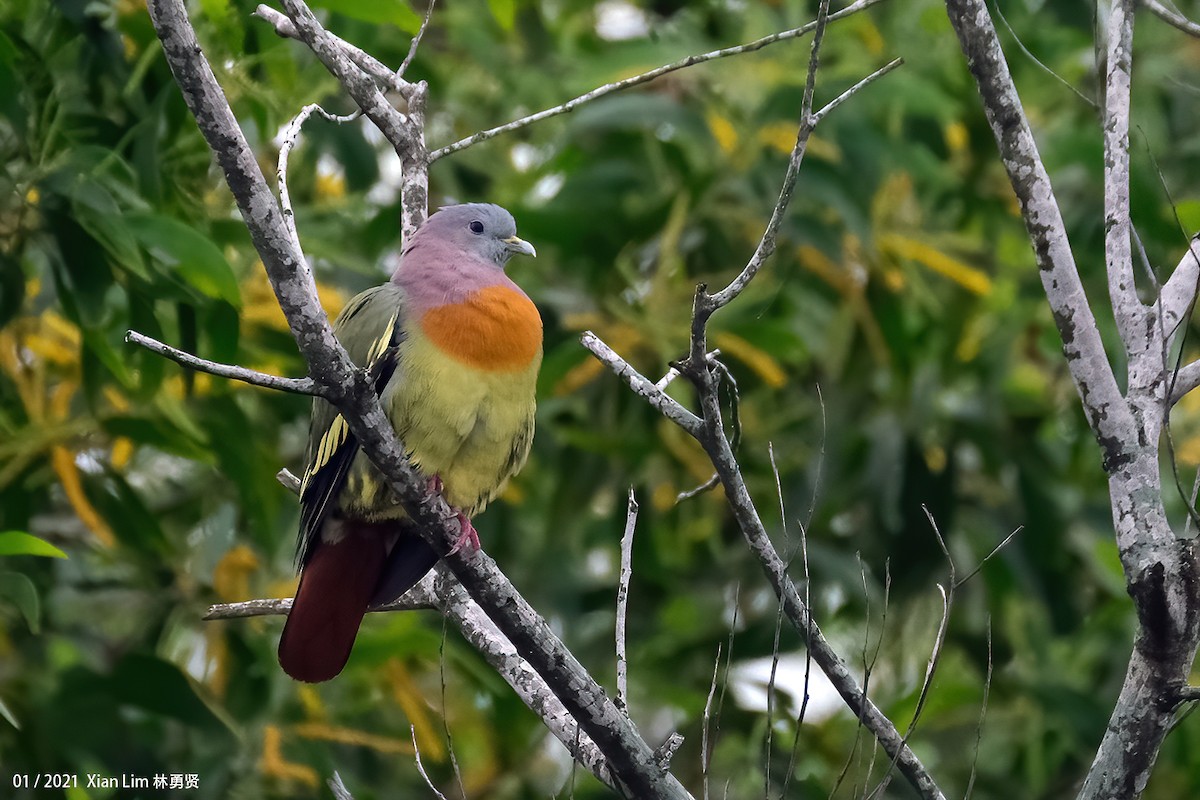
[277,203,541,683]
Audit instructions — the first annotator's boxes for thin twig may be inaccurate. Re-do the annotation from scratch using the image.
[701,644,722,800]
[328,772,355,800]
[581,331,702,434]
[427,0,889,162]
[439,618,467,799]
[277,102,362,256]
[1143,0,1200,37]
[398,0,437,78]
[993,0,1096,108]
[125,330,320,396]
[763,443,789,798]
[656,349,720,391]
[1186,469,1200,538]
[676,473,720,503]
[954,526,1023,588]
[700,0,834,322]
[810,57,904,126]
[253,4,413,95]
[411,725,449,800]
[615,488,638,712]
[963,620,993,800]
[865,511,955,800]
[205,589,431,619]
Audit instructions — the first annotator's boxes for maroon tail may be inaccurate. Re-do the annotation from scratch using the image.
[278,523,390,683]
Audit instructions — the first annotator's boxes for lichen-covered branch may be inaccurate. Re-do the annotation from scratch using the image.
[944,0,1135,467]
[1103,0,1143,351]
[585,10,945,793]
[125,330,321,396]
[945,2,1200,798]
[147,1,690,795]
[206,571,615,788]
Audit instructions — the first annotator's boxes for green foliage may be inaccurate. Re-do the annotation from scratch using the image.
[4,0,1200,798]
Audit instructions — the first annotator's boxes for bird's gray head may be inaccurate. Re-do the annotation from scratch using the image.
[419,203,537,268]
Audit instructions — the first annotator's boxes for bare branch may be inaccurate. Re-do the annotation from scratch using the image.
[328,772,354,800]
[702,0,832,321]
[945,0,1136,467]
[963,620,993,800]
[148,2,688,794]
[427,0,889,162]
[1104,0,1144,351]
[398,0,437,78]
[278,103,361,256]
[253,4,411,95]
[579,7,939,789]
[1160,236,1200,341]
[810,57,904,125]
[277,0,413,153]
[615,488,638,712]
[1143,0,1200,37]
[685,390,945,798]
[654,734,684,772]
[125,330,321,396]
[274,0,429,237]
[277,467,302,494]
[676,473,720,502]
[656,349,720,391]
[954,526,1023,588]
[411,725,449,800]
[581,331,702,434]
[701,644,722,800]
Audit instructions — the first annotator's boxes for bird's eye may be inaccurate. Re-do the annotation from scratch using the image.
[469,220,485,234]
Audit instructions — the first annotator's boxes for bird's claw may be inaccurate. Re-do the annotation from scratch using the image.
[447,511,480,556]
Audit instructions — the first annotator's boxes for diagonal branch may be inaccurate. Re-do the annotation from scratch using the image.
[275,0,429,237]
[253,4,411,95]
[1160,236,1200,342]
[206,571,616,788]
[1142,0,1200,37]
[147,2,693,796]
[428,0,889,162]
[398,0,437,78]
[579,8,943,794]
[944,0,1136,470]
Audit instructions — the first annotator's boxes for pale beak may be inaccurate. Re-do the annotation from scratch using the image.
[503,235,537,258]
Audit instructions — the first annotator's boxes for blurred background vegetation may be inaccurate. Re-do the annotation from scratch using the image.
[5,0,1200,797]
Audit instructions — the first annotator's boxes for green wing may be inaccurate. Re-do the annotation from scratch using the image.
[297,283,405,565]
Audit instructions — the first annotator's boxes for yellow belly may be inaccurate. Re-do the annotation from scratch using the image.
[343,324,539,519]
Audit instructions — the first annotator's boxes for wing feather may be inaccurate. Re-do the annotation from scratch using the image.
[297,284,405,565]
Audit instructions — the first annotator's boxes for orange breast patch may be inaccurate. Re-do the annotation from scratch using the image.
[419,284,542,372]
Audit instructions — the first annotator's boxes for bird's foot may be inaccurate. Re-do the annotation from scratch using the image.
[447,511,481,556]
[426,475,478,555]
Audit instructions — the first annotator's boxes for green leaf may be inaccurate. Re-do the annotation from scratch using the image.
[110,654,233,734]
[0,571,41,633]
[0,694,19,729]
[0,531,68,559]
[124,213,241,307]
[308,0,422,32]
[488,0,515,31]
[72,179,150,280]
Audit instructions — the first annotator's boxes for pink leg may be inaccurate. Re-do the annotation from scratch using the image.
[447,511,481,555]
[427,474,480,555]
